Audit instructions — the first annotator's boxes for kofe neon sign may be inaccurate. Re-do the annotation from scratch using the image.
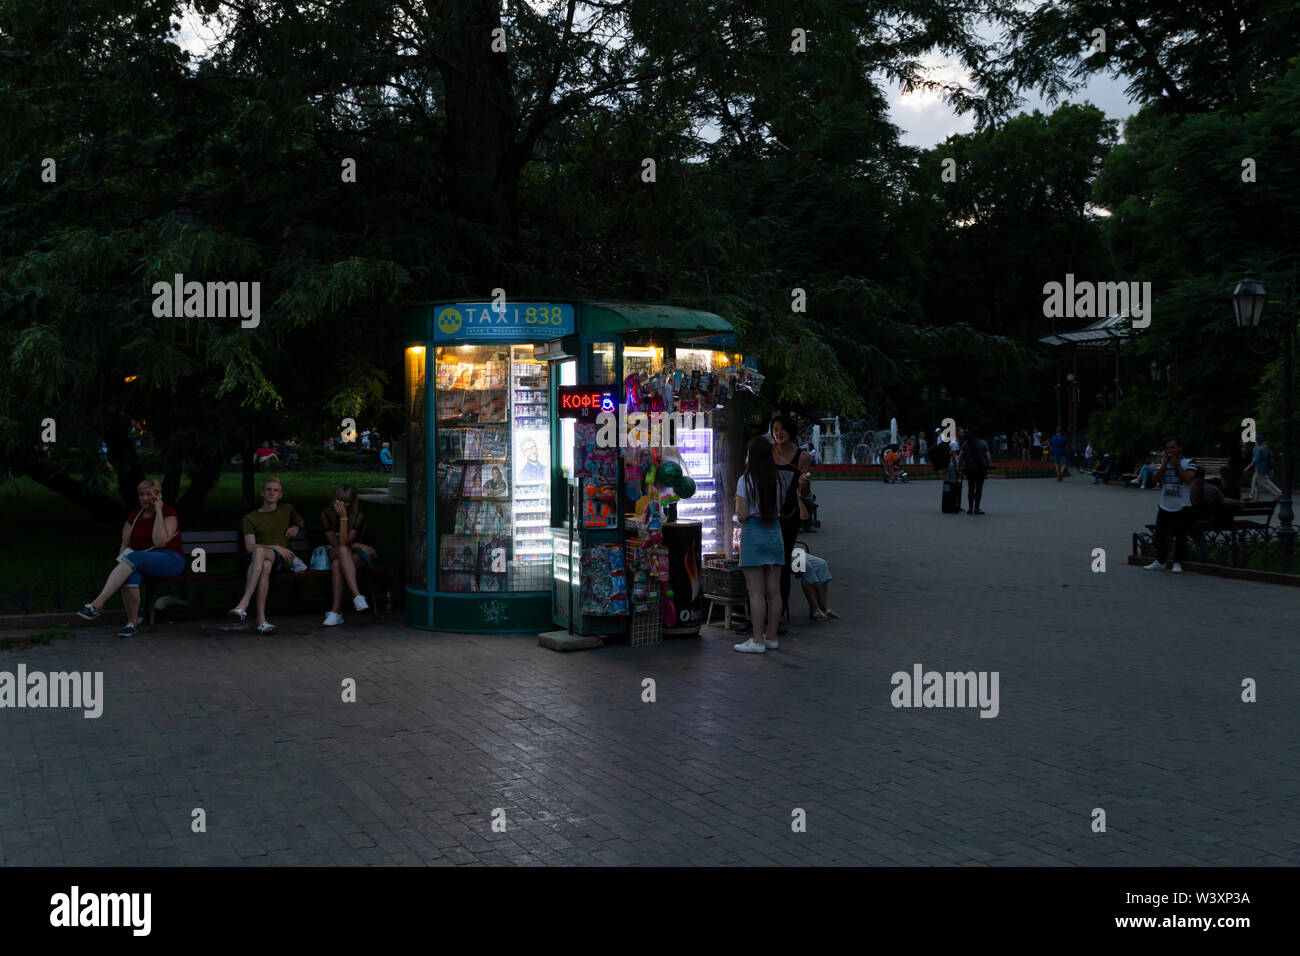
[558,386,617,419]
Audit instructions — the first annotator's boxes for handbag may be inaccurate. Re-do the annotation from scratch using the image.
[309,545,331,571]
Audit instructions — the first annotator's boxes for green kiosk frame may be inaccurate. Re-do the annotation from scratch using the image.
[403,300,737,634]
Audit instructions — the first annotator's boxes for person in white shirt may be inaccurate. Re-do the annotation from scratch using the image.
[1144,435,1196,573]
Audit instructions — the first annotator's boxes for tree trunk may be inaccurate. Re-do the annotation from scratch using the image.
[177,454,225,526]
[242,441,257,512]
[3,452,123,521]
[103,418,144,508]
[161,466,183,508]
[440,0,521,278]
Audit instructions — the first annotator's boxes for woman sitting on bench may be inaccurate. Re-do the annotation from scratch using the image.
[321,484,376,627]
[78,478,184,638]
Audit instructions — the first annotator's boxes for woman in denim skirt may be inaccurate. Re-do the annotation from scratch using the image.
[734,437,792,654]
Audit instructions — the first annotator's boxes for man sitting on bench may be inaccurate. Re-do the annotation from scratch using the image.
[229,475,305,634]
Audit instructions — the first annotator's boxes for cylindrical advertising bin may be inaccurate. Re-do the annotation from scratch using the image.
[662,521,703,636]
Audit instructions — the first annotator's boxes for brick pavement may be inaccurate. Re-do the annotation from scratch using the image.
[1,474,1297,865]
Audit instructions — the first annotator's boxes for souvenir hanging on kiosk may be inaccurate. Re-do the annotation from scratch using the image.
[579,543,629,616]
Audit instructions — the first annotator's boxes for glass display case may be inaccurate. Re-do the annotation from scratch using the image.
[433,344,551,593]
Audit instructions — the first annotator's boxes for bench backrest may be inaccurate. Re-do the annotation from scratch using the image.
[184,530,242,554]
[183,528,316,554]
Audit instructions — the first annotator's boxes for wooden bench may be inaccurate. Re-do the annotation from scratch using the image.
[1122,457,1162,485]
[142,528,382,625]
[1123,456,1231,486]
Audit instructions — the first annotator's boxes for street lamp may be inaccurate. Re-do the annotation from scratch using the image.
[1233,270,1268,328]
[1232,269,1296,561]
[1065,373,1080,459]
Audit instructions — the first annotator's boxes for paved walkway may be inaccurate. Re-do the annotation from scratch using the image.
[2,476,1296,865]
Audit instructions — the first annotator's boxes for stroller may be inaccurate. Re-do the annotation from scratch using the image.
[882,446,909,484]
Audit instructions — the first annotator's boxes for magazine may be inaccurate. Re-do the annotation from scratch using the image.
[480,426,508,459]
[462,465,483,497]
[480,463,509,498]
[441,571,477,593]
[477,573,504,592]
[436,429,464,460]
[463,428,483,459]
[477,536,508,572]
[435,390,464,420]
[437,463,465,497]
[478,392,506,422]
[439,534,478,571]
[454,500,481,534]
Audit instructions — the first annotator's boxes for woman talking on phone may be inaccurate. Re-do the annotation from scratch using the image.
[77,478,184,638]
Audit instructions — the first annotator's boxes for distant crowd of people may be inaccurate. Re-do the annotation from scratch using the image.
[253,431,393,472]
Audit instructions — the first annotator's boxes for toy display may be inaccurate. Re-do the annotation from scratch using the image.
[579,543,629,616]
[583,482,618,530]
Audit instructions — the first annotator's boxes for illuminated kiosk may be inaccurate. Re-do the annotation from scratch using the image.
[403,300,739,633]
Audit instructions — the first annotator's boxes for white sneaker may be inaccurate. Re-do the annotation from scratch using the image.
[1171,562,1183,573]
[323,611,344,626]
[764,639,780,650]
[1144,561,1164,570]
[733,638,766,654]
[353,594,370,612]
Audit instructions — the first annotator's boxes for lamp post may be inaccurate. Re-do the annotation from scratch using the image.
[1065,372,1079,458]
[1232,269,1294,561]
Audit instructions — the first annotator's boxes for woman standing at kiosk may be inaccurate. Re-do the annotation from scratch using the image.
[734,437,793,654]
[769,413,811,632]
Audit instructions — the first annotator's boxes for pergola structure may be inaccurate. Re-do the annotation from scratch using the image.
[1038,314,1140,453]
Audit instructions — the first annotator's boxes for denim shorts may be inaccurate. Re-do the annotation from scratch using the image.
[800,554,832,586]
[739,519,785,567]
[119,548,185,588]
[239,550,288,574]
[1053,454,1067,466]
[327,546,372,567]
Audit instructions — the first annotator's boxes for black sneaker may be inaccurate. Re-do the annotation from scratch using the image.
[77,604,102,621]
[116,622,139,639]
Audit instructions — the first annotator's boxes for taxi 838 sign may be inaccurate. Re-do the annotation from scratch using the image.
[434,302,574,341]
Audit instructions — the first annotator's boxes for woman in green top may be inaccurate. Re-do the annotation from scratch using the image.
[321,484,377,626]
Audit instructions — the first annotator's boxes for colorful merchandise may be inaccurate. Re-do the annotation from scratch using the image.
[579,543,629,616]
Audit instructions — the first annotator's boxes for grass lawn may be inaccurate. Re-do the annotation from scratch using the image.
[0,472,405,615]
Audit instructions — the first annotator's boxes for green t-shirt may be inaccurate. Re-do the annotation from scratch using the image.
[241,504,303,547]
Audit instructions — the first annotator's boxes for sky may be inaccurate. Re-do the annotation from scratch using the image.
[174,4,1139,151]
[883,53,1139,149]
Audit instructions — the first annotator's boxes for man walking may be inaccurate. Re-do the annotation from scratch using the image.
[1242,436,1281,502]
[1049,427,1069,481]
[1144,436,1196,574]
